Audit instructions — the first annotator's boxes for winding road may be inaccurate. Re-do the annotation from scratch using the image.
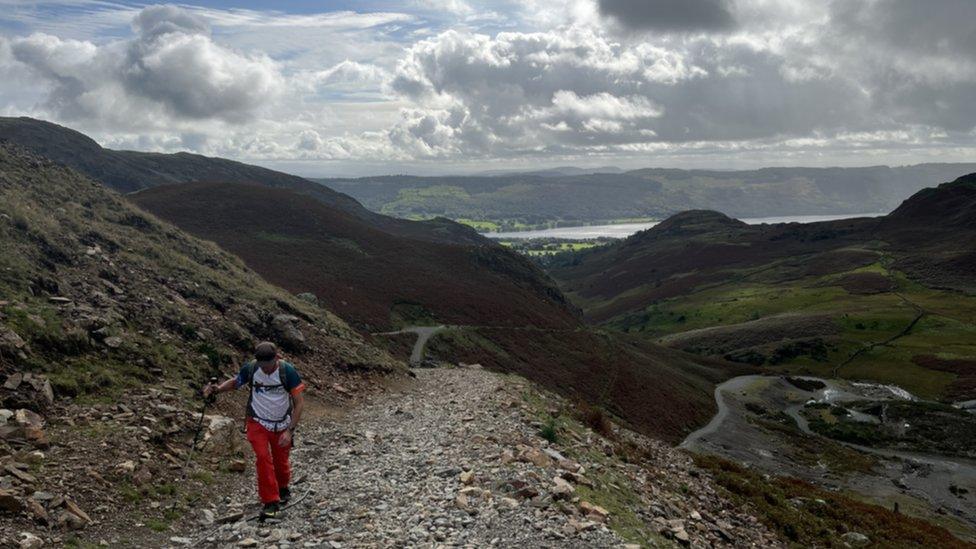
[682,374,976,536]
[374,325,448,365]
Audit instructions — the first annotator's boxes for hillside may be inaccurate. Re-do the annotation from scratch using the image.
[549,174,976,402]
[130,182,579,333]
[317,163,976,230]
[0,143,402,543]
[128,181,752,443]
[424,326,752,443]
[0,117,484,246]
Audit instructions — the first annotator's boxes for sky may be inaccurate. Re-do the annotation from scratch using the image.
[1,0,974,177]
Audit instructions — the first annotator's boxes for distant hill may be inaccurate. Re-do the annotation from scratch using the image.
[317,164,976,230]
[549,174,976,401]
[0,117,484,246]
[474,166,624,177]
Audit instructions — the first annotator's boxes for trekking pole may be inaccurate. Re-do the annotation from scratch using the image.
[170,377,217,513]
[182,377,218,472]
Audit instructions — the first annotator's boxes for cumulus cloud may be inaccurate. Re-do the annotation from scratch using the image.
[309,0,974,164]
[2,0,976,172]
[359,23,870,158]
[598,0,736,31]
[6,4,281,125]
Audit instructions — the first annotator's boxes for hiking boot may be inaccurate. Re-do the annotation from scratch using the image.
[279,486,291,504]
[259,501,281,521]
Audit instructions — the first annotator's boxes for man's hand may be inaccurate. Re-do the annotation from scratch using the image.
[279,429,293,448]
[203,383,217,398]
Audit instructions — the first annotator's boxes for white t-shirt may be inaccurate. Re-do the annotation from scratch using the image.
[236,361,305,432]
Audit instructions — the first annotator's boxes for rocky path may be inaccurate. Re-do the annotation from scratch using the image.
[179,367,626,548]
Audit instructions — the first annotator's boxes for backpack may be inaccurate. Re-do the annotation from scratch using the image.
[243,360,299,430]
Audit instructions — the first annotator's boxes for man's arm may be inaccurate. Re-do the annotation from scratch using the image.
[204,370,245,397]
[203,364,248,398]
[289,390,304,431]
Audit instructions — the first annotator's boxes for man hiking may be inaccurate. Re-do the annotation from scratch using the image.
[204,341,306,519]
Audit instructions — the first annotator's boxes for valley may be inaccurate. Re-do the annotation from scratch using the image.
[1,117,974,547]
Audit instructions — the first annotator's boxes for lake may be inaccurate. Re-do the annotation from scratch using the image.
[485,213,886,240]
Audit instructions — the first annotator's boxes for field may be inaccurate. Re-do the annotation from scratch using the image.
[499,238,605,257]
[602,260,976,400]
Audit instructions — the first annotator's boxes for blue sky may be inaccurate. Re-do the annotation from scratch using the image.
[1,0,974,176]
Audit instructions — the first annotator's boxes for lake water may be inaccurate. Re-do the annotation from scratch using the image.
[485,212,886,240]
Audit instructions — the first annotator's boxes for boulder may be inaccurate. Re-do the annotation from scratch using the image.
[25,498,48,525]
[271,315,305,351]
[0,488,23,512]
[0,327,28,359]
[64,499,92,524]
[11,409,47,447]
[2,374,55,412]
[579,501,609,522]
[204,415,241,455]
[551,477,575,500]
[18,532,44,549]
[519,447,552,467]
[841,532,870,546]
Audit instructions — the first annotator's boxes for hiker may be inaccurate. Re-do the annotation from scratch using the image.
[203,341,306,519]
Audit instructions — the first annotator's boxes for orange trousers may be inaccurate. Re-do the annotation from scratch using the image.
[245,419,292,504]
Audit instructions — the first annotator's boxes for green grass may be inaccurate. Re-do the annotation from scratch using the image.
[613,283,851,335]
[538,416,559,443]
[604,262,976,400]
[455,218,500,232]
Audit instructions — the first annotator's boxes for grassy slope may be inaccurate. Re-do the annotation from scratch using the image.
[0,143,399,400]
[549,182,976,401]
[130,182,580,333]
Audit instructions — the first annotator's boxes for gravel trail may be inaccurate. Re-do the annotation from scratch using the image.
[180,367,627,548]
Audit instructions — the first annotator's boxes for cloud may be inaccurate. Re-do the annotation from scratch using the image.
[133,4,209,38]
[2,0,976,173]
[306,61,389,89]
[597,0,736,31]
[354,25,869,158]
[7,4,281,125]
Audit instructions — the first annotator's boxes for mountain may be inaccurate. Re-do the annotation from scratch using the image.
[0,142,400,538]
[317,164,976,230]
[0,117,743,445]
[548,174,976,402]
[130,181,579,332]
[0,117,484,246]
